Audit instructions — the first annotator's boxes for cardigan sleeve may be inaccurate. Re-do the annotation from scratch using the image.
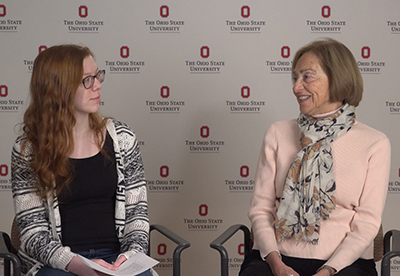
[249,123,281,259]
[325,134,391,271]
[11,137,75,272]
[114,121,149,257]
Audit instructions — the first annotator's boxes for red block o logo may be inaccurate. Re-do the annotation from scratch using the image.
[238,244,245,255]
[79,5,88,18]
[281,46,290,58]
[160,166,169,178]
[120,46,129,58]
[241,86,250,98]
[0,85,8,97]
[39,46,47,53]
[0,165,8,176]
[361,46,371,59]
[158,244,167,255]
[240,166,249,178]
[199,204,208,216]
[160,5,169,18]
[161,86,170,98]
[200,126,209,138]
[321,6,330,18]
[0,5,6,17]
[241,6,250,18]
[200,46,210,58]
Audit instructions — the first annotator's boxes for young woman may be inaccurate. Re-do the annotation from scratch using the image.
[11,44,153,276]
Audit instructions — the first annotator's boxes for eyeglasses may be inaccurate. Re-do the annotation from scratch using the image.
[82,70,105,89]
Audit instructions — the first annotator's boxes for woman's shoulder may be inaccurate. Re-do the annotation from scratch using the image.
[262,119,300,144]
[12,134,31,156]
[267,119,299,135]
[106,119,137,144]
[351,121,389,142]
[106,119,134,134]
[341,121,391,152]
[271,119,298,128]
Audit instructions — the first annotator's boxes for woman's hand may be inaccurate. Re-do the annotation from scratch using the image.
[312,265,336,276]
[111,255,127,269]
[66,256,110,276]
[265,251,299,276]
[91,258,117,271]
[313,269,330,276]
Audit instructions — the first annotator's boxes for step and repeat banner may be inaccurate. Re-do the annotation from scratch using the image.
[1,1,399,275]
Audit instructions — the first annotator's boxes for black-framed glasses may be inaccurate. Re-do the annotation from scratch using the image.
[82,70,105,89]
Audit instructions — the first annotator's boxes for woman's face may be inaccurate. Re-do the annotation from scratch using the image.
[292,52,342,116]
[74,56,102,120]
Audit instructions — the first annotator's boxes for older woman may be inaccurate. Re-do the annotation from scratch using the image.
[239,38,391,276]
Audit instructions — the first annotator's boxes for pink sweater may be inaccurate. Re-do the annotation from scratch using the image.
[249,119,391,272]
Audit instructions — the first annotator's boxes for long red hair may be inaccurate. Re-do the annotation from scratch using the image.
[22,44,107,198]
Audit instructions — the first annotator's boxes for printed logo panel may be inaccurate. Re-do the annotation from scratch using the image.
[306,6,345,33]
[63,5,104,33]
[147,165,184,193]
[0,164,11,190]
[186,46,225,74]
[224,166,254,192]
[105,46,145,74]
[0,7,23,33]
[357,46,385,74]
[266,46,292,74]
[0,85,24,112]
[146,86,184,113]
[183,205,223,231]
[226,5,265,33]
[145,5,184,33]
[388,169,400,193]
[186,126,225,153]
[227,86,265,114]
[387,20,400,34]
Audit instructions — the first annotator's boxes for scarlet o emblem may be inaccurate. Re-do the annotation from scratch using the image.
[321,6,330,18]
[120,46,129,58]
[160,166,169,178]
[200,126,209,138]
[361,46,371,59]
[200,46,210,58]
[0,5,6,17]
[0,165,8,177]
[199,204,208,216]
[241,86,250,98]
[39,46,47,53]
[0,85,8,97]
[240,166,249,178]
[157,244,167,255]
[241,6,250,18]
[160,5,169,18]
[238,243,245,255]
[161,86,170,98]
[281,46,290,58]
[79,5,88,18]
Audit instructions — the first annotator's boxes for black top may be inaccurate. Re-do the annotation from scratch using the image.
[59,133,120,252]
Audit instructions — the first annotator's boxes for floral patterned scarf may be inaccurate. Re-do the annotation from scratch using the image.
[275,104,355,244]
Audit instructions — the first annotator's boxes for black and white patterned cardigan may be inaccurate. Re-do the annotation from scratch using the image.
[11,119,149,275]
